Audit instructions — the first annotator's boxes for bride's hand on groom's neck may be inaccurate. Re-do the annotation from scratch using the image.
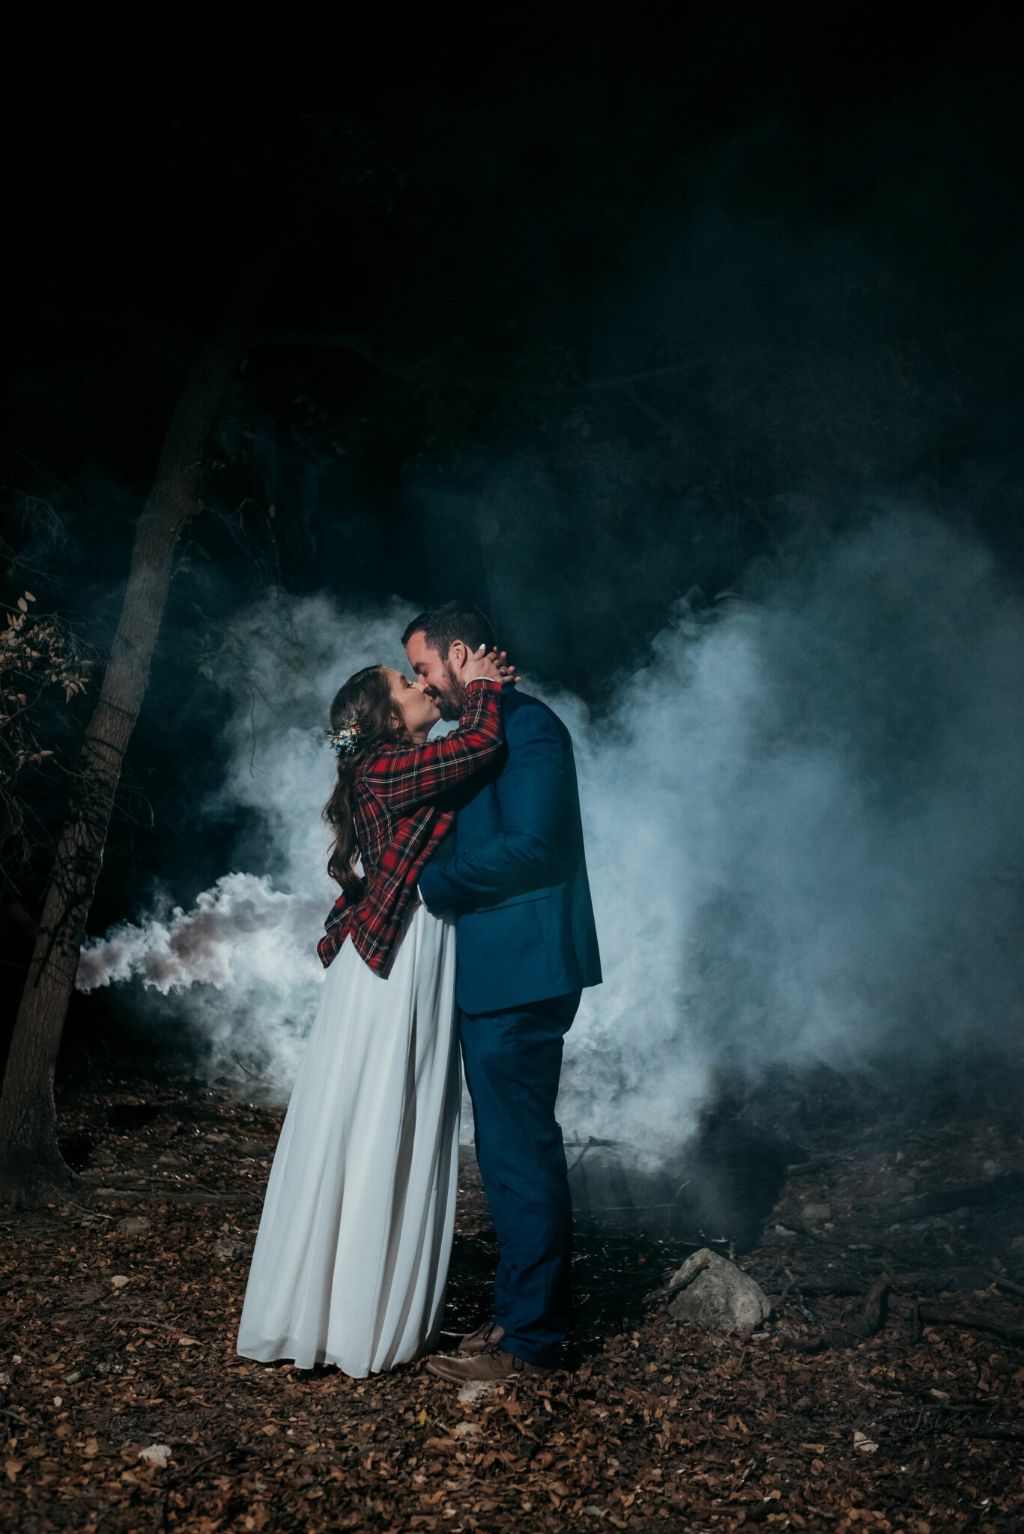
[458,643,520,686]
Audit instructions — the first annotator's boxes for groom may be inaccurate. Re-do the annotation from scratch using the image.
[403,601,602,1380]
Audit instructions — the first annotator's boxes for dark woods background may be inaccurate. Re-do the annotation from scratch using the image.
[2,5,1022,1071]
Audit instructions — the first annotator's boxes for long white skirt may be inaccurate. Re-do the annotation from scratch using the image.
[235,902,460,1376]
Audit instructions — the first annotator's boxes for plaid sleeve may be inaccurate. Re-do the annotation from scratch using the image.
[361,678,503,812]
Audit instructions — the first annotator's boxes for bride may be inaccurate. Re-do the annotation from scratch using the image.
[235,641,512,1376]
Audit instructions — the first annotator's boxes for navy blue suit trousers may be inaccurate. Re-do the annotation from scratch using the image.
[458,989,580,1366]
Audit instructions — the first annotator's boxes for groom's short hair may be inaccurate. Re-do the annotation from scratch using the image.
[401,601,496,659]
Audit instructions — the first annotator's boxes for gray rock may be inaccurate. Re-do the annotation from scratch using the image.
[667,1249,771,1335]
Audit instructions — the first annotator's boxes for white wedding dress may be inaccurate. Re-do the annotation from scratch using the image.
[235,901,460,1376]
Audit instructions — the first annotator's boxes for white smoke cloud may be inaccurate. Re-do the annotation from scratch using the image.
[77,594,417,1087]
[77,872,320,994]
[76,873,328,1084]
[78,508,1024,1167]
[563,508,1024,1161]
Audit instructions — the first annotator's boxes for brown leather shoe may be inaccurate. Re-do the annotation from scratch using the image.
[457,1321,505,1355]
[426,1346,552,1384]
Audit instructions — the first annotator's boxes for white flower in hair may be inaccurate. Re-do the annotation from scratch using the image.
[328,717,363,756]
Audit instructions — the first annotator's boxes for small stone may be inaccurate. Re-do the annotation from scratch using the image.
[138,1443,173,1468]
[110,1275,130,1289]
[801,1201,832,1224]
[457,1380,498,1406]
[117,1216,152,1234]
[453,1422,481,1440]
[667,1249,772,1335]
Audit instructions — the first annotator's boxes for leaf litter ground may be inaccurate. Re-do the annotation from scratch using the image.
[2,1061,1023,1532]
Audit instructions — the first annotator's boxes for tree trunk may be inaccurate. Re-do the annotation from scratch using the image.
[0,257,276,1209]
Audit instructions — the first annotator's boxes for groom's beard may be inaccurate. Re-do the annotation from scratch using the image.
[433,660,469,722]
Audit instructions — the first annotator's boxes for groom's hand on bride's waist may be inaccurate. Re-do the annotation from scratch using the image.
[417,879,452,916]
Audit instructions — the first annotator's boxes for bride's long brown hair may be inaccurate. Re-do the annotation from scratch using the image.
[322,666,403,898]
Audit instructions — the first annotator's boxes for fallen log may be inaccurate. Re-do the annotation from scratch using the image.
[769,1267,1008,1299]
[913,1303,1024,1346]
[877,1173,1024,1225]
[87,1187,256,1205]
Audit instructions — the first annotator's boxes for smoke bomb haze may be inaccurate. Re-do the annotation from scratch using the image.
[77,507,1024,1169]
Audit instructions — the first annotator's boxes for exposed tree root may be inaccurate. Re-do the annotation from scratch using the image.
[790,1275,892,1353]
[0,1153,81,1212]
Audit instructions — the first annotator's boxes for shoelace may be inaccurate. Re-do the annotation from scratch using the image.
[481,1343,529,1370]
[466,1321,501,1347]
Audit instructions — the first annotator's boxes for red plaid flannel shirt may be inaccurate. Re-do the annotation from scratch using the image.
[316,677,503,976]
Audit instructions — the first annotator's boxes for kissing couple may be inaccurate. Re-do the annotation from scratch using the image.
[236,600,602,1382]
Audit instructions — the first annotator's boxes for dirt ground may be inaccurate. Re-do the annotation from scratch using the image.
[2,1062,1023,1533]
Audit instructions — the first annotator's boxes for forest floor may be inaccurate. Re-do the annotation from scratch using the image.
[2,1060,1023,1533]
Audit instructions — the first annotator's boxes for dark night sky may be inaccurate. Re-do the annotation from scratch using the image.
[3,5,1023,996]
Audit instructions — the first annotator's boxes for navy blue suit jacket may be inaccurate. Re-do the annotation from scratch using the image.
[417,686,602,1015]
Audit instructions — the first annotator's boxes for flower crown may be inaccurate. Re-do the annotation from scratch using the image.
[327,716,363,757]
